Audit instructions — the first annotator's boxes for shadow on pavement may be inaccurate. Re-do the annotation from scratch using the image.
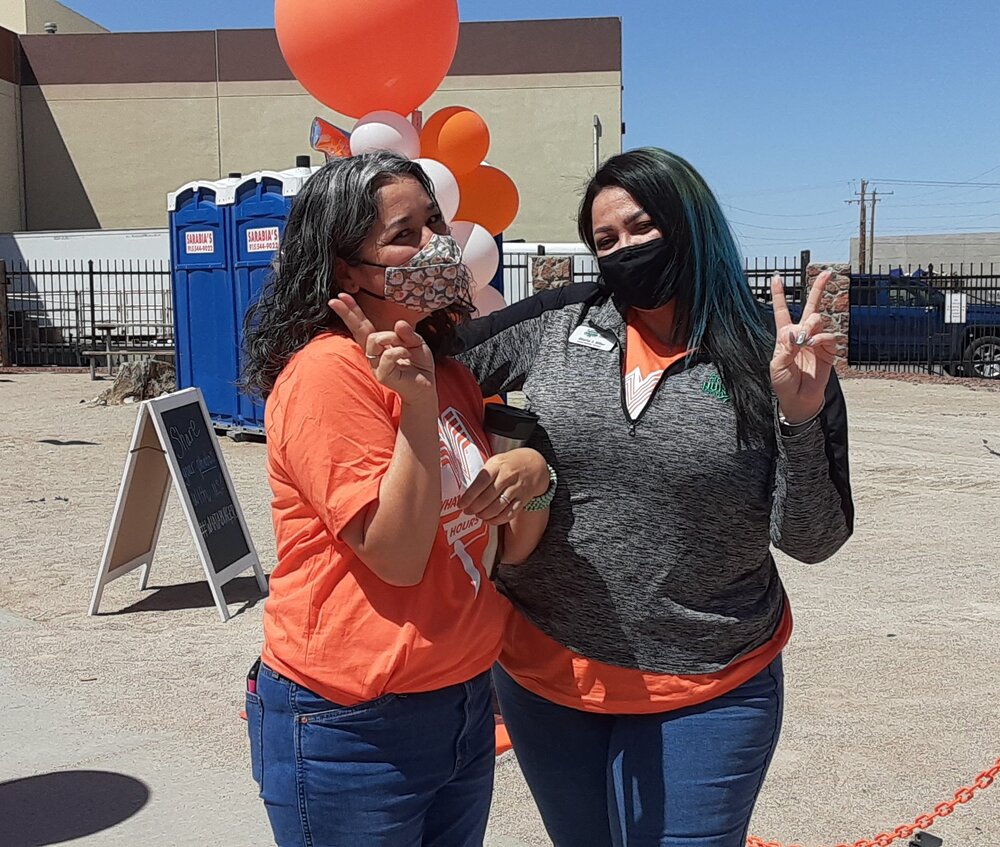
[1,769,150,846]
[105,575,268,617]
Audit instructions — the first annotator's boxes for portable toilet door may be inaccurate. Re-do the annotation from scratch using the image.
[231,170,302,431]
[168,180,240,428]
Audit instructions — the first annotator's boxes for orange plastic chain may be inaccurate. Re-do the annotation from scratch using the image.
[746,756,1000,847]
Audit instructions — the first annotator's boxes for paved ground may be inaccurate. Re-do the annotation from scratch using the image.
[1,373,998,846]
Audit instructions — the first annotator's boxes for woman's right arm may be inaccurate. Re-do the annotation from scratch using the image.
[274,347,441,587]
[340,394,441,586]
[457,283,600,396]
[326,297,446,586]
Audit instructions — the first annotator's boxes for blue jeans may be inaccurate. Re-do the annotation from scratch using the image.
[492,656,784,847]
[246,665,495,847]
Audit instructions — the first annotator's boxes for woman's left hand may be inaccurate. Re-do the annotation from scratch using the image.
[458,448,550,526]
[770,271,839,424]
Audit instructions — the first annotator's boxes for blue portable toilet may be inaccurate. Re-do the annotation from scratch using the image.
[231,170,303,430]
[168,179,240,427]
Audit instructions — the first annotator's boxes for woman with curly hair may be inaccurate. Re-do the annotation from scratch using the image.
[240,151,552,847]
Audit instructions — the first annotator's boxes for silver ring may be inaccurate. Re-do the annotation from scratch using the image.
[366,354,380,363]
[498,494,511,507]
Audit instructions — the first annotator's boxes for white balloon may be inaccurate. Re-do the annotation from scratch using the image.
[450,220,499,292]
[472,284,508,318]
[415,158,461,223]
[349,111,420,159]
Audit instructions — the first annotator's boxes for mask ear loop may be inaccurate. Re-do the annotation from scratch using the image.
[340,252,390,301]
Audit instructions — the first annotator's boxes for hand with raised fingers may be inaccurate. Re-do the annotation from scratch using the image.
[329,293,436,405]
[770,271,838,424]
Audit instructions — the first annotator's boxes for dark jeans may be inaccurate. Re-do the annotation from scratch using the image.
[247,665,495,847]
[493,656,784,847]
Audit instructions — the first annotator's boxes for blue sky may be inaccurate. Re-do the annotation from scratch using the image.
[70,0,1000,261]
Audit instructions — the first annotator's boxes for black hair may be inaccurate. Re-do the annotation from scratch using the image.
[579,147,774,446]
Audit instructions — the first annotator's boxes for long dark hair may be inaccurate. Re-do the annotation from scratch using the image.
[579,147,774,446]
[242,152,472,399]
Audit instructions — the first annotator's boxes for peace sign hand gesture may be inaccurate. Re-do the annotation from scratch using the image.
[329,294,436,406]
[770,271,838,424]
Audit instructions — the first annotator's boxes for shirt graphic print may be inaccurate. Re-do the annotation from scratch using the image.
[438,407,500,594]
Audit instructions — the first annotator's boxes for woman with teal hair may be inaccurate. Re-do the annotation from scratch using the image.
[459,148,854,846]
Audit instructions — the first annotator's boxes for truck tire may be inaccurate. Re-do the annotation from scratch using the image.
[965,335,1000,379]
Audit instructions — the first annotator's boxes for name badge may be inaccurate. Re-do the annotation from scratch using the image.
[568,325,616,352]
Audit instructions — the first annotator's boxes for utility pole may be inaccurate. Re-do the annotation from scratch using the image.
[867,188,892,274]
[868,188,876,275]
[846,179,867,273]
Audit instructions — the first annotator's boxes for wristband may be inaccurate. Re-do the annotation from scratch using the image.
[524,464,557,512]
[778,404,824,437]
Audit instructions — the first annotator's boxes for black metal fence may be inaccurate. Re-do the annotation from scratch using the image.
[502,249,809,307]
[501,248,601,305]
[502,251,532,304]
[0,259,173,367]
[7,252,997,380]
[848,264,1000,378]
[745,252,809,306]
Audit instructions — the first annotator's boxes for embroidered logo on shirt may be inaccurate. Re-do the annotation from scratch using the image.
[701,373,730,403]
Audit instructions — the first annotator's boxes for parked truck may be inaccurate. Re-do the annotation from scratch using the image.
[846,269,1000,378]
[782,268,1000,378]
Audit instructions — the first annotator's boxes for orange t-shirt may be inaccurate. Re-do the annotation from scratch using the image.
[262,333,510,706]
[498,310,791,713]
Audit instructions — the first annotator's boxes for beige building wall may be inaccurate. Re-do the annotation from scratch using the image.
[432,73,622,241]
[1,0,105,34]
[0,76,24,230]
[15,20,622,240]
[25,0,106,33]
[23,71,621,239]
[21,83,221,230]
[851,233,1000,270]
[217,72,621,242]
[0,0,26,33]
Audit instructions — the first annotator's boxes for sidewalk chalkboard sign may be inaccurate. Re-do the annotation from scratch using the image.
[89,387,267,622]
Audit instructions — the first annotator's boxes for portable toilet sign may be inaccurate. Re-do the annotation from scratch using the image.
[168,167,308,436]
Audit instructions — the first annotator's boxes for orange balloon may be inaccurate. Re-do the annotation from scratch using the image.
[455,165,520,236]
[275,0,459,119]
[421,107,491,176]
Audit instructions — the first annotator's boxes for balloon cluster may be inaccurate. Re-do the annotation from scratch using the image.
[276,0,516,316]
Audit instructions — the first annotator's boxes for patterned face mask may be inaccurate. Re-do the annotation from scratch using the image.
[355,234,472,313]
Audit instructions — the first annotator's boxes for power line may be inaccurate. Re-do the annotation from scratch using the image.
[895,163,1000,201]
[718,181,850,200]
[869,178,1000,187]
[722,203,845,218]
[728,219,852,232]
[881,211,1000,221]
[878,225,1000,233]
[891,199,1000,208]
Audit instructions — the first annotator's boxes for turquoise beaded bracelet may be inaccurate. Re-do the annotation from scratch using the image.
[524,464,557,512]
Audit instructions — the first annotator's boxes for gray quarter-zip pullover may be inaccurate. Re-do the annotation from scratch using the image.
[458,283,853,675]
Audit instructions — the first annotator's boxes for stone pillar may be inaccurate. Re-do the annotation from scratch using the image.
[531,256,572,292]
[806,262,851,374]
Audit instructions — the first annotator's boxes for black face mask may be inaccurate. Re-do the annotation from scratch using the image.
[597,237,688,311]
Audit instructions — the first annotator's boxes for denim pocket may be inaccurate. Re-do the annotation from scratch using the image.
[245,692,264,789]
[292,688,402,726]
